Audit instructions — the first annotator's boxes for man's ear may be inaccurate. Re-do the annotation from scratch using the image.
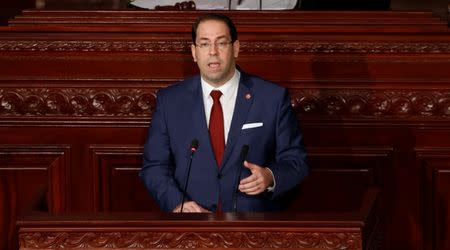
[233,40,240,58]
[191,44,197,62]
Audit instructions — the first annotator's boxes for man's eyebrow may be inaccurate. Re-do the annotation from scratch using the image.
[197,35,228,41]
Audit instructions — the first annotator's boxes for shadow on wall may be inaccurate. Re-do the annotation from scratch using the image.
[310,53,372,119]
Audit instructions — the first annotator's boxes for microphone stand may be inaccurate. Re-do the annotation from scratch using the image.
[180,139,198,213]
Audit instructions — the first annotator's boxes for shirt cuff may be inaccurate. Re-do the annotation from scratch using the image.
[265,167,276,192]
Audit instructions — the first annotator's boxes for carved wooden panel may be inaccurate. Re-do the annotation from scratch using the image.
[2,86,450,125]
[417,148,450,250]
[19,231,363,249]
[291,147,393,212]
[0,40,449,54]
[90,145,159,212]
[0,87,157,117]
[290,89,450,119]
[0,145,70,250]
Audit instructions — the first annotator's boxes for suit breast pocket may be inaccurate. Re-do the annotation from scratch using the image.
[241,126,263,135]
[240,126,274,153]
[239,122,276,164]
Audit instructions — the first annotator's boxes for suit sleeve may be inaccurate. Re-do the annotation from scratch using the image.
[139,91,183,212]
[268,89,309,198]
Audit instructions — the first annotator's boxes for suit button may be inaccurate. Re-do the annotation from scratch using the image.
[217,173,222,179]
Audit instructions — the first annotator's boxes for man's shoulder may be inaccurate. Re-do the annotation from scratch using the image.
[243,72,286,95]
[157,75,199,97]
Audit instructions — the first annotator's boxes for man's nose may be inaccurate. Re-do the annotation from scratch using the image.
[208,44,219,55]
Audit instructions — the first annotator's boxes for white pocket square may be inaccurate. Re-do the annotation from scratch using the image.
[242,122,263,130]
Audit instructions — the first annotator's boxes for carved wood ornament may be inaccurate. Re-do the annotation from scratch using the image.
[20,231,362,249]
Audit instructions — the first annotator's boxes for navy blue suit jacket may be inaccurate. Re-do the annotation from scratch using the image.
[140,71,308,212]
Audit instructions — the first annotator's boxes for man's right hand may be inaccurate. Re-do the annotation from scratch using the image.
[172,201,211,213]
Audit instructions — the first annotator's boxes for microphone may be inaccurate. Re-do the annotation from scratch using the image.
[180,139,199,213]
[233,145,249,212]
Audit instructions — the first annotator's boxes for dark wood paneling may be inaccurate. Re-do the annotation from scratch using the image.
[0,10,449,250]
[417,149,450,250]
[0,84,159,121]
[291,147,392,212]
[90,145,159,212]
[0,145,70,250]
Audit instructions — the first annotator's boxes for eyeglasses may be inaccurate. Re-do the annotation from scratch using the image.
[195,41,233,50]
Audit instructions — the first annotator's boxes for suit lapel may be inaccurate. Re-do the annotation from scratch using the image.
[221,73,254,170]
[188,76,219,170]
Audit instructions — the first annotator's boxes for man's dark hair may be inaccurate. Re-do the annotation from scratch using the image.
[191,13,238,43]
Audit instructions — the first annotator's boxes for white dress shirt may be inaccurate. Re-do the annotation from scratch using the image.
[201,69,240,144]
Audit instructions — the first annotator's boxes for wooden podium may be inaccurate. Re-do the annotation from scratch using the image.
[16,189,381,250]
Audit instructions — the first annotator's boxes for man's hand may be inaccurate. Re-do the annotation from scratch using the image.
[238,161,274,195]
[172,201,211,213]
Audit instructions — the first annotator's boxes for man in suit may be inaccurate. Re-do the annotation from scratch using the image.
[140,13,308,213]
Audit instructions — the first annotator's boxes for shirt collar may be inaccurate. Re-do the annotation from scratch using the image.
[201,69,240,100]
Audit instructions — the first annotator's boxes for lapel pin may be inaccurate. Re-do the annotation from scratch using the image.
[245,93,251,100]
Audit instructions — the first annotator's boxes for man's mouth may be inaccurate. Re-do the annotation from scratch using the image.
[208,62,220,69]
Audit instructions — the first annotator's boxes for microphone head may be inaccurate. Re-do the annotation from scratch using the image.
[240,145,249,161]
[190,139,199,153]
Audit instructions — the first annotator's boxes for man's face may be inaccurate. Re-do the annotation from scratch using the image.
[191,19,240,87]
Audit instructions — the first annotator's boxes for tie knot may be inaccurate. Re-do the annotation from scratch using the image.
[210,90,222,102]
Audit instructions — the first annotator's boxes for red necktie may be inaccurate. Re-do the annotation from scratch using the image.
[209,90,225,212]
[209,90,225,167]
